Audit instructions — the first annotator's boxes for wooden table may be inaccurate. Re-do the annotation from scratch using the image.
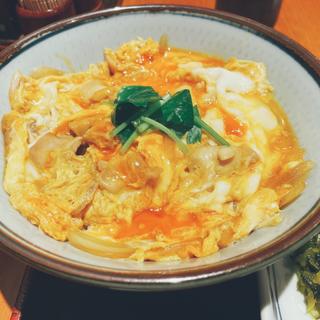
[0,0,319,319]
[121,0,320,57]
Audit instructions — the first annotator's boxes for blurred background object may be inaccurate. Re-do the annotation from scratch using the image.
[0,0,119,37]
[73,0,104,13]
[0,251,26,320]
[0,0,20,39]
[119,0,319,57]
[16,0,76,34]
[216,0,282,27]
[18,0,72,11]
[120,0,282,26]
[119,0,215,7]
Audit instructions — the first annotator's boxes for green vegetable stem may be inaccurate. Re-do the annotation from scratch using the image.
[110,85,230,153]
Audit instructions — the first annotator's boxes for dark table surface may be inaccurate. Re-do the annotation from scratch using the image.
[17,268,261,320]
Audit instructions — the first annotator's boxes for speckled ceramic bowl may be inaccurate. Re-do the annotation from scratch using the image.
[0,6,319,291]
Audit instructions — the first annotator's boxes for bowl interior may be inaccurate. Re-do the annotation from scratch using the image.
[0,9,319,274]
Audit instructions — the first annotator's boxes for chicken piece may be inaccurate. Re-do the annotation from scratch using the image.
[137,133,182,206]
[76,79,111,103]
[187,143,259,177]
[29,133,81,168]
[104,38,159,75]
[68,112,117,150]
[97,150,162,193]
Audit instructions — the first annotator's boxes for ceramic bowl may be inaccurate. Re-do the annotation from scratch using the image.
[0,6,319,290]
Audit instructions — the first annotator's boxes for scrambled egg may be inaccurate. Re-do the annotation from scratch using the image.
[2,38,312,261]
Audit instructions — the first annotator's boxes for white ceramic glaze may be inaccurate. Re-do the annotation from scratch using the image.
[0,8,319,287]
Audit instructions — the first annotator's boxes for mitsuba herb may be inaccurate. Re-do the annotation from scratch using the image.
[110,85,229,154]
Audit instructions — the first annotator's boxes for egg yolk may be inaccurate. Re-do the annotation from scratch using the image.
[116,208,200,239]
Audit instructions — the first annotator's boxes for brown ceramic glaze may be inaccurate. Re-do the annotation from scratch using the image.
[0,6,319,290]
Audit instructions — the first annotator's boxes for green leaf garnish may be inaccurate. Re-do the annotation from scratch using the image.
[116,126,134,144]
[111,85,230,153]
[161,89,194,134]
[186,125,202,144]
[194,117,230,146]
[112,86,161,126]
[141,116,188,154]
[120,130,140,154]
[186,106,202,144]
[115,85,161,109]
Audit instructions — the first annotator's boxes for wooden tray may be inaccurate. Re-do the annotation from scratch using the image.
[14,269,261,320]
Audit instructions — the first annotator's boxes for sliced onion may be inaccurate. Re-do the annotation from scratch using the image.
[124,151,161,187]
[30,67,64,79]
[279,181,306,208]
[9,72,25,110]
[276,160,313,207]
[29,133,81,167]
[104,49,118,75]
[69,117,93,136]
[216,145,259,175]
[70,182,98,218]
[78,80,107,101]
[98,172,125,194]
[189,144,217,170]
[217,146,235,162]
[68,230,134,258]
[159,34,169,54]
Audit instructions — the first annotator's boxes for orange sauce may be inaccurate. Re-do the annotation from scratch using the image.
[71,96,91,109]
[53,121,70,135]
[100,145,121,161]
[220,108,247,137]
[116,208,200,239]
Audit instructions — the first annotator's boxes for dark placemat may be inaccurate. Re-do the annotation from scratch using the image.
[17,269,261,320]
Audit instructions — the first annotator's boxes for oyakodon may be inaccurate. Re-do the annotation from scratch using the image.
[2,37,312,261]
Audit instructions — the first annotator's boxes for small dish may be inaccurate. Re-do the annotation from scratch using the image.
[259,258,311,320]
